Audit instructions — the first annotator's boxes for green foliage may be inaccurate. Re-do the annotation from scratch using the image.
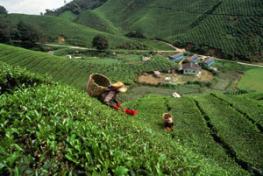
[49,0,107,15]
[93,0,263,61]
[125,31,146,39]
[75,10,119,34]
[0,5,7,15]
[124,93,263,175]
[195,94,263,171]
[238,68,263,92]
[0,44,176,88]
[92,35,109,50]
[0,84,229,175]
[0,18,11,43]
[0,14,133,48]
[15,21,42,47]
[0,61,51,94]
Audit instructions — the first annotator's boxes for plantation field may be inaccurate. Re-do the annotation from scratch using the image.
[0,61,236,175]
[0,44,176,89]
[1,43,258,101]
[0,14,132,48]
[238,68,263,92]
[0,45,263,175]
[0,61,51,94]
[80,0,263,61]
[124,93,263,175]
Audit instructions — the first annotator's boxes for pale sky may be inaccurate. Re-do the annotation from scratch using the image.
[0,0,73,15]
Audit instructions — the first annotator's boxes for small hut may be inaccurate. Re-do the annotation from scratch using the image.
[183,63,201,75]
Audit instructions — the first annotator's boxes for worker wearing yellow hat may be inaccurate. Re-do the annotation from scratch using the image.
[100,81,127,110]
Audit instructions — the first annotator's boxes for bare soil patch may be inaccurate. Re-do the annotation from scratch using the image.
[137,70,214,85]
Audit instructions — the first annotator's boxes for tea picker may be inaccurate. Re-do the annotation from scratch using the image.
[163,113,174,132]
[87,74,138,116]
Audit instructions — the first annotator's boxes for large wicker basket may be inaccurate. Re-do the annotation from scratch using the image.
[87,74,111,97]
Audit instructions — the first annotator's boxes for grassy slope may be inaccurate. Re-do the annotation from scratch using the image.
[1,44,262,175]
[0,14,134,48]
[0,61,51,94]
[0,44,176,88]
[238,68,263,92]
[94,0,263,59]
[0,12,175,50]
[75,10,121,34]
[58,10,174,50]
[123,93,263,175]
[0,62,231,175]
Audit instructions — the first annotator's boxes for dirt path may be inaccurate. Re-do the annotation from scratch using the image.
[156,40,186,53]
[45,43,177,54]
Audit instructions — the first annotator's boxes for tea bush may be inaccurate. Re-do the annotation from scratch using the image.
[0,61,51,94]
[0,84,228,175]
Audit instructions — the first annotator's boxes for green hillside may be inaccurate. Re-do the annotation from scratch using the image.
[2,0,261,60]
[74,0,263,61]
[0,44,176,89]
[0,41,263,175]
[238,68,263,92]
[49,0,107,15]
[124,93,263,175]
[0,61,237,175]
[0,14,133,48]
[75,10,120,34]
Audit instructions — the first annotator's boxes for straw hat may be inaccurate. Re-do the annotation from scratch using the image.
[111,81,127,93]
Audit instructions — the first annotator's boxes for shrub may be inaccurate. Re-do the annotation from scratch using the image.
[117,42,147,50]
[92,35,109,50]
[0,61,52,94]
[0,84,227,175]
[125,31,146,39]
[0,5,7,15]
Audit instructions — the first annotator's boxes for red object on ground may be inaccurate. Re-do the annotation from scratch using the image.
[124,109,138,116]
[112,102,121,111]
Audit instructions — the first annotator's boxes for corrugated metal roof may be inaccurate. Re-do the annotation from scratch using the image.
[183,63,201,70]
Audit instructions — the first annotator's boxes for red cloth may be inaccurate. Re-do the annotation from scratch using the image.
[112,102,121,110]
[110,102,138,116]
[125,109,138,116]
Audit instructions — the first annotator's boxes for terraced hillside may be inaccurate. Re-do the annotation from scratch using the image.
[0,44,176,89]
[58,0,263,61]
[124,93,263,175]
[0,62,236,175]
[0,13,173,50]
[0,14,132,48]
[0,44,262,175]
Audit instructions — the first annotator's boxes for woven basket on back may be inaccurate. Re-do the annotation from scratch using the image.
[87,74,111,97]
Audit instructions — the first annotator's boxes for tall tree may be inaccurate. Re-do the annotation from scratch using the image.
[16,21,41,47]
[0,19,10,43]
[92,35,109,50]
[0,5,7,15]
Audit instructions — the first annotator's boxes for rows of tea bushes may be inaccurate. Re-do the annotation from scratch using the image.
[170,0,263,61]
[123,95,249,175]
[0,44,176,89]
[240,92,263,102]
[195,95,263,173]
[212,93,263,127]
[0,61,51,94]
[0,83,230,175]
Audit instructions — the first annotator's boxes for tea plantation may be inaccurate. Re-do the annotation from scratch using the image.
[124,94,263,176]
[0,61,51,94]
[0,44,262,175]
[0,44,176,89]
[65,0,263,61]
[1,62,233,175]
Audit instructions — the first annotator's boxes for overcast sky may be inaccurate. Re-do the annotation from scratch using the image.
[0,0,73,15]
